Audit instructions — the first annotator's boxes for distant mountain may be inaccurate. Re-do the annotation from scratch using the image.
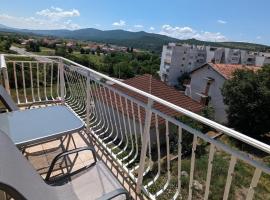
[0,24,269,53]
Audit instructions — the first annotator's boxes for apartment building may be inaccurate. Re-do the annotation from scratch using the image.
[159,43,207,86]
[160,43,270,86]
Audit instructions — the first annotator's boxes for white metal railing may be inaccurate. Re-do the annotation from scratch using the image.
[1,54,270,200]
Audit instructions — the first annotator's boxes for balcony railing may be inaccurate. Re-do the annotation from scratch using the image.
[1,54,270,200]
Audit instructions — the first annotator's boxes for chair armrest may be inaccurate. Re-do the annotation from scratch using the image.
[28,99,62,109]
[45,147,97,182]
[96,188,130,200]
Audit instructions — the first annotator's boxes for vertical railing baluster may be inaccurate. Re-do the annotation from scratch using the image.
[37,62,41,101]
[13,62,20,104]
[204,143,215,200]
[176,126,183,199]
[188,135,198,200]
[44,63,48,100]
[21,62,27,103]
[223,155,237,200]
[56,63,60,98]
[246,168,262,200]
[29,62,35,102]
[136,98,153,194]
[50,62,54,100]
[165,119,171,188]
[86,71,92,146]
[59,59,65,103]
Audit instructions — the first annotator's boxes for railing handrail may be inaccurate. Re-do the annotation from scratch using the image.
[3,54,270,154]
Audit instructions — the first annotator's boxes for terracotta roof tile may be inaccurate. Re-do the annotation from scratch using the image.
[210,63,261,79]
[93,74,204,126]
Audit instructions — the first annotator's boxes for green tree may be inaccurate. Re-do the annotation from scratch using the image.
[68,47,73,54]
[26,41,40,52]
[113,62,134,79]
[80,48,85,54]
[177,72,191,91]
[0,40,11,52]
[55,46,67,57]
[221,66,270,138]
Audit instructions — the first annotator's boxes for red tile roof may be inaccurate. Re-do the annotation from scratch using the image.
[210,63,261,79]
[94,74,204,126]
[115,74,203,113]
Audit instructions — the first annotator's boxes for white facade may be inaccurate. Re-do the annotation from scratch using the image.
[186,64,228,123]
[159,43,207,86]
[160,43,270,87]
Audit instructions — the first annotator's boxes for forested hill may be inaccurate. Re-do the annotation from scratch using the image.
[0,24,269,53]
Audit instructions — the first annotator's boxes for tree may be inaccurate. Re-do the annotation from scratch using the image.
[68,47,73,54]
[80,48,85,54]
[221,66,270,138]
[85,48,90,54]
[26,41,40,52]
[0,40,11,52]
[96,46,101,56]
[177,72,191,91]
[170,106,214,156]
[55,46,67,57]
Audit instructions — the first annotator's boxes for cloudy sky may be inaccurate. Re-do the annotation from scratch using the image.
[0,0,269,45]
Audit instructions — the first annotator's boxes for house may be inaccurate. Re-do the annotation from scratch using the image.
[185,63,260,123]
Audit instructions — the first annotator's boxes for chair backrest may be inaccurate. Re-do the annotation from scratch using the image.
[0,130,57,200]
[0,85,19,111]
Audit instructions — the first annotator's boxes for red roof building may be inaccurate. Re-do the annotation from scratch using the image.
[95,74,204,126]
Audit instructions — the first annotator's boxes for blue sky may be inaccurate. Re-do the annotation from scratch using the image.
[0,0,269,45]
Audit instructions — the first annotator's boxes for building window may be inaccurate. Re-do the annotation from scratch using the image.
[181,64,184,67]
[182,57,186,60]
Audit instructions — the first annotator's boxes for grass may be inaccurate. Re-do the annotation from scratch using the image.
[140,143,270,200]
[30,47,55,56]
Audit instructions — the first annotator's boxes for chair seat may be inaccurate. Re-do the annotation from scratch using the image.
[0,130,127,200]
[55,161,126,200]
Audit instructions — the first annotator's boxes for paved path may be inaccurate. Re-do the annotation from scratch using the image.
[10,46,53,62]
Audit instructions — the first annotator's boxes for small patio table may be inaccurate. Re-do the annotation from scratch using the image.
[0,105,85,149]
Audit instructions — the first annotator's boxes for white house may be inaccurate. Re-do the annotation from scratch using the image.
[185,63,260,123]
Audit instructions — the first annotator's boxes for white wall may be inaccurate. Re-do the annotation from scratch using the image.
[188,65,228,123]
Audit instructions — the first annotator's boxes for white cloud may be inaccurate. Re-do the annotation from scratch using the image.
[159,24,228,42]
[36,7,80,21]
[0,13,80,30]
[134,24,143,28]
[256,36,262,40]
[112,20,126,27]
[149,26,155,31]
[217,20,227,24]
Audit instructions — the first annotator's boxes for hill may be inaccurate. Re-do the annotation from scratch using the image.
[0,24,269,53]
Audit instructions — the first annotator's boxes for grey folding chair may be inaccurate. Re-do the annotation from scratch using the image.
[0,130,128,200]
[0,85,19,111]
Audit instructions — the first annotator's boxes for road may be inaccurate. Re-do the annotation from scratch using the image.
[10,46,53,62]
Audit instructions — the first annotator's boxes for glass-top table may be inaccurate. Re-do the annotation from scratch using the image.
[0,105,85,148]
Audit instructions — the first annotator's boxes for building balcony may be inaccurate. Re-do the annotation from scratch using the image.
[164,58,171,65]
[0,54,270,200]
